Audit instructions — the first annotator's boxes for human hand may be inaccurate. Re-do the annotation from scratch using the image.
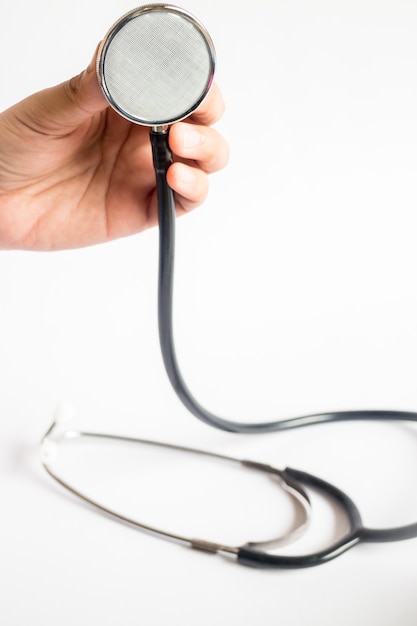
[0,46,228,251]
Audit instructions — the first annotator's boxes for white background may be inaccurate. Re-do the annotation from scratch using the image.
[1,0,417,624]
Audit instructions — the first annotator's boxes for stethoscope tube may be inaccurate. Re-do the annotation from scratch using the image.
[150,127,417,565]
[238,465,417,568]
[151,129,417,433]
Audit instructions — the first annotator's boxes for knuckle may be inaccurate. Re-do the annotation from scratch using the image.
[62,72,84,103]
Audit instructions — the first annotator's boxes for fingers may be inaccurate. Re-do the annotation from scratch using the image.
[166,122,229,212]
[166,162,209,213]
[166,82,228,213]
[169,121,229,174]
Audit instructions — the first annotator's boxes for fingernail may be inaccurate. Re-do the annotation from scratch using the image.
[182,125,203,150]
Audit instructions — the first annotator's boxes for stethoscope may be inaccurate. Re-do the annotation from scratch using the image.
[41,4,417,568]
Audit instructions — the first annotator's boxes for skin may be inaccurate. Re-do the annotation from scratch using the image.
[0,46,229,251]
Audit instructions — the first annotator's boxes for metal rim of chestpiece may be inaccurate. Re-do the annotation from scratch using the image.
[96,4,216,127]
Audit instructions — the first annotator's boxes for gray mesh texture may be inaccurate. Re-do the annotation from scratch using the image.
[101,10,214,125]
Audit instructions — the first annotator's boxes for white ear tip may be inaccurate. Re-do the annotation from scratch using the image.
[53,403,77,426]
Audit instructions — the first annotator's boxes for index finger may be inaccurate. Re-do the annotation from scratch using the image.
[189,83,225,126]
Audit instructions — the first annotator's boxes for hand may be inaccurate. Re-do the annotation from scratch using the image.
[0,46,228,251]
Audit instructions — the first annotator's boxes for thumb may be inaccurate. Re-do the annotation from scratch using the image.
[10,43,108,136]
[53,42,109,126]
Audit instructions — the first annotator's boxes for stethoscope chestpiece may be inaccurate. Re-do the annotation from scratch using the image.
[97,4,215,128]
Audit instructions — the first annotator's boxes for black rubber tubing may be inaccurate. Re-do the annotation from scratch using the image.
[149,129,417,566]
[151,129,417,435]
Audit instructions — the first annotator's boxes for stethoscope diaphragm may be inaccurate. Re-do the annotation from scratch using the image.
[97,4,215,127]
